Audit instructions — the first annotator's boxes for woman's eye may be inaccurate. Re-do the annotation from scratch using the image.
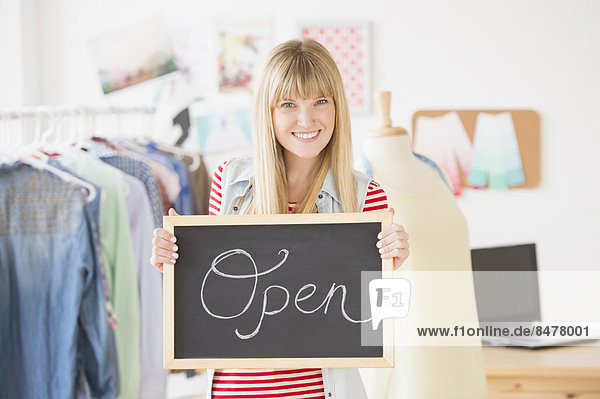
[282,102,294,108]
[316,99,328,105]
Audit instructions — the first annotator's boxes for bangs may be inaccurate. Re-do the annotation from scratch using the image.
[269,54,335,106]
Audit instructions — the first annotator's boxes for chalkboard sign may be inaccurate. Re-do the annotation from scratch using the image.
[163,212,394,369]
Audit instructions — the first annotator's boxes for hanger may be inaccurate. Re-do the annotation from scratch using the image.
[120,126,202,173]
[150,140,202,172]
[15,106,97,203]
[20,153,97,203]
[74,106,87,150]
[0,110,12,163]
[40,108,57,147]
[120,137,146,152]
[65,106,80,149]
[20,106,56,161]
[8,110,35,162]
[50,106,87,157]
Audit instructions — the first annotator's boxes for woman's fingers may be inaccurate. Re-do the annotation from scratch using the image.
[376,223,410,265]
[150,248,178,271]
[379,238,409,254]
[153,246,179,260]
[152,235,178,252]
[154,227,176,243]
[151,225,179,271]
[377,224,408,253]
[377,232,409,250]
[378,223,406,239]
[151,246,178,262]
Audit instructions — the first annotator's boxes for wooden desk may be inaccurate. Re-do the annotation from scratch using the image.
[483,345,600,398]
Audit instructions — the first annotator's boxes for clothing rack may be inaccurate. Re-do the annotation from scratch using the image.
[0,105,157,149]
[0,105,155,121]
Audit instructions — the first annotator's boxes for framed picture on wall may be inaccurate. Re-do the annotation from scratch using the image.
[300,21,371,114]
[88,17,178,95]
[215,18,272,93]
[190,97,253,174]
[165,22,216,95]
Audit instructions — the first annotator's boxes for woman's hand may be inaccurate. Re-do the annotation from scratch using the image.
[376,208,410,270]
[150,208,180,272]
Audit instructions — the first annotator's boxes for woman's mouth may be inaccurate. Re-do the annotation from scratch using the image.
[292,130,320,142]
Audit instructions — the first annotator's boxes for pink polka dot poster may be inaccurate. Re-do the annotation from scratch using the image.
[301,22,370,113]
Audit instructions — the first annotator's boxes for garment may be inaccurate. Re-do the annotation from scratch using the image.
[57,155,141,399]
[48,158,117,328]
[184,155,211,215]
[204,155,387,399]
[360,151,453,194]
[212,368,326,398]
[122,174,167,399]
[0,163,119,399]
[467,112,525,189]
[413,111,473,195]
[288,178,384,212]
[143,143,194,214]
[119,148,181,205]
[208,368,371,399]
[98,154,164,228]
[155,149,211,215]
[209,160,387,215]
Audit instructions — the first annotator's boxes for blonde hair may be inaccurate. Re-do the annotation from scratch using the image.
[250,39,357,214]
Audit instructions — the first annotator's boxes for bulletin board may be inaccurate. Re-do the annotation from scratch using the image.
[411,110,540,189]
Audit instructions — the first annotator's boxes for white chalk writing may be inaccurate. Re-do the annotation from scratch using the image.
[200,249,370,339]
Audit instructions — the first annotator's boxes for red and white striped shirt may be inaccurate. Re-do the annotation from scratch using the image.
[209,161,388,215]
[212,368,327,399]
[208,161,388,398]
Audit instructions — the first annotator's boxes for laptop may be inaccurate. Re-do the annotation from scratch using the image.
[470,243,596,349]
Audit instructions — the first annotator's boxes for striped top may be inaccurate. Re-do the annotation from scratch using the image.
[209,161,388,215]
[208,161,388,398]
[212,368,327,399]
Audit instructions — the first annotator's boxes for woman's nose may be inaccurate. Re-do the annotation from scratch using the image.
[297,106,315,127]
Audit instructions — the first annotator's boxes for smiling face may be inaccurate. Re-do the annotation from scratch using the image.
[271,95,336,163]
[250,39,356,214]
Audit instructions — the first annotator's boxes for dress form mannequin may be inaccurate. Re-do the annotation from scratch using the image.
[363,92,437,193]
[359,92,488,399]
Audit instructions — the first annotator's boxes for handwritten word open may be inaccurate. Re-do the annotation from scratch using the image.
[200,249,370,340]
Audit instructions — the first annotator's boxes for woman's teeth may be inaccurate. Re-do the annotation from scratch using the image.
[293,130,319,139]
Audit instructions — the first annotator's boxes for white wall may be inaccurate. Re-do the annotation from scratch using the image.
[0,0,24,107]
[3,0,600,321]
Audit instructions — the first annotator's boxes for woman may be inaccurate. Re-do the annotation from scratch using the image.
[151,38,409,399]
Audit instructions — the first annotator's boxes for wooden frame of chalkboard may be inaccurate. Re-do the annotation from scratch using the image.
[163,211,395,369]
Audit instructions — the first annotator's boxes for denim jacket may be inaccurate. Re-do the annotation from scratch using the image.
[218,155,372,215]
[205,155,371,399]
[0,163,118,399]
